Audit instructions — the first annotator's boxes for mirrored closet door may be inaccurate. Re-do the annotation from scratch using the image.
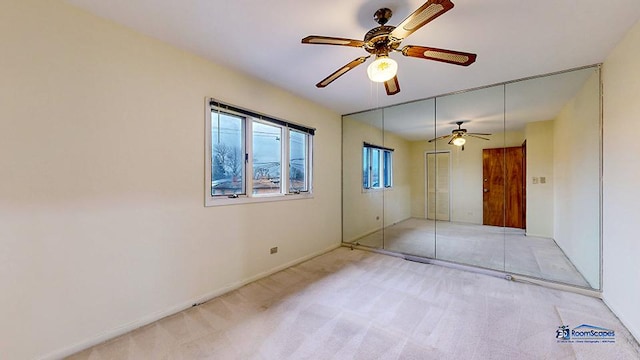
[342,65,601,290]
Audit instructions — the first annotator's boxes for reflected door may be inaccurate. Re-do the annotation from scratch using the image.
[483,147,524,228]
[426,152,450,221]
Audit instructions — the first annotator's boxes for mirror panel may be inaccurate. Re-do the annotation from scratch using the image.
[505,66,601,288]
[342,109,384,248]
[382,99,436,258]
[432,85,508,271]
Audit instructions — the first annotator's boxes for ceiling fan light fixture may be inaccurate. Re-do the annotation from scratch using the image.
[452,136,466,146]
[367,56,397,83]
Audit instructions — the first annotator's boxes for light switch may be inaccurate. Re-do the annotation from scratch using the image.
[532,177,539,184]
[540,177,546,184]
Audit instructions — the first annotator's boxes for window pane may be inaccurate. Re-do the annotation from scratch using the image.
[211,111,244,196]
[253,121,282,195]
[384,151,392,187]
[289,130,307,192]
[363,147,370,188]
[371,149,380,188]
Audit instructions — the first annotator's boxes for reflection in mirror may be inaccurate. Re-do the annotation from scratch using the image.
[430,85,508,272]
[505,66,601,288]
[382,99,436,258]
[341,65,601,290]
[342,109,384,248]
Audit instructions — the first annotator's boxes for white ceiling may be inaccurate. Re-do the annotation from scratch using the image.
[64,0,640,115]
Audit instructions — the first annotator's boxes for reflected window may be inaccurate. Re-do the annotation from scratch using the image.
[383,150,392,188]
[363,143,393,189]
[371,148,380,187]
[362,147,370,188]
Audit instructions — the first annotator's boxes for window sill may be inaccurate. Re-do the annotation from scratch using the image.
[362,187,394,193]
[205,192,313,207]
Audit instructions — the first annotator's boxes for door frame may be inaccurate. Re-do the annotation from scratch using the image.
[424,150,452,221]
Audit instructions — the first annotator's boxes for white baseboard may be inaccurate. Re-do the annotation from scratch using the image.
[524,232,553,238]
[40,242,342,360]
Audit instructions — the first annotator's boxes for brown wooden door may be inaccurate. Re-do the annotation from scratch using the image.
[483,147,525,228]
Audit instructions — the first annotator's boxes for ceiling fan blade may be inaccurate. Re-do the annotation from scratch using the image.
[466,134,491,141]
[384,76,400,95]
[447,136,456,145]
[428,134,453,143]
[390,0,454,41]
[402,46,477,66]
[302,36,365,48]
[316,57,368,88]
[466,132,491,136]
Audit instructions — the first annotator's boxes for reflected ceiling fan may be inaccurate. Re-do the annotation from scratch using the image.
[428,121,491,150]
[301,0,477,95]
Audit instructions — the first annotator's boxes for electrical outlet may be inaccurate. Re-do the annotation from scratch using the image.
[270,247,278,254]
[540,177,546,184]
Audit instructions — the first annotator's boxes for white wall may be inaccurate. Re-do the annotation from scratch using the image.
[524,120,554,237]
[553,72,600,289]
[410,131,525,224]
[0,1,342,359]
[602,18,640,343]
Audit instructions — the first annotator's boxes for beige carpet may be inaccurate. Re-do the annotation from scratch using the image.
[68,248,640,359]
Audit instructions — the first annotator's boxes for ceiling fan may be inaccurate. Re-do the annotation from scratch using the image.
[428,121,491,150]
[301,0,477,96]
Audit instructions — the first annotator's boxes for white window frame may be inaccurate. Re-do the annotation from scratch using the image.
[205,98,314,206]
[287,128,312,194]
[362,143,393,191]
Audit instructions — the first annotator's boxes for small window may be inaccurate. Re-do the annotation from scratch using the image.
[289,129,309,193]
[363,143,393,190]
[205,99,314,206]
[211,111,245,196]
[383,150,393,188]
[252,120,282,195]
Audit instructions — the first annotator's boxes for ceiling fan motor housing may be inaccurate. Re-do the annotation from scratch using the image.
[365,8,402,56]
[364,26,399,55]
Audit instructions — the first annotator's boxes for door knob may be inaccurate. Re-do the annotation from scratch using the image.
[484,189,489,193]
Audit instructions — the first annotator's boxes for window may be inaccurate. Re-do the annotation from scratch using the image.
[289,129,308,193]
[211,111,245,196]
[252,121,282,195]
[206,99,314,206]
[363,143,393,190]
